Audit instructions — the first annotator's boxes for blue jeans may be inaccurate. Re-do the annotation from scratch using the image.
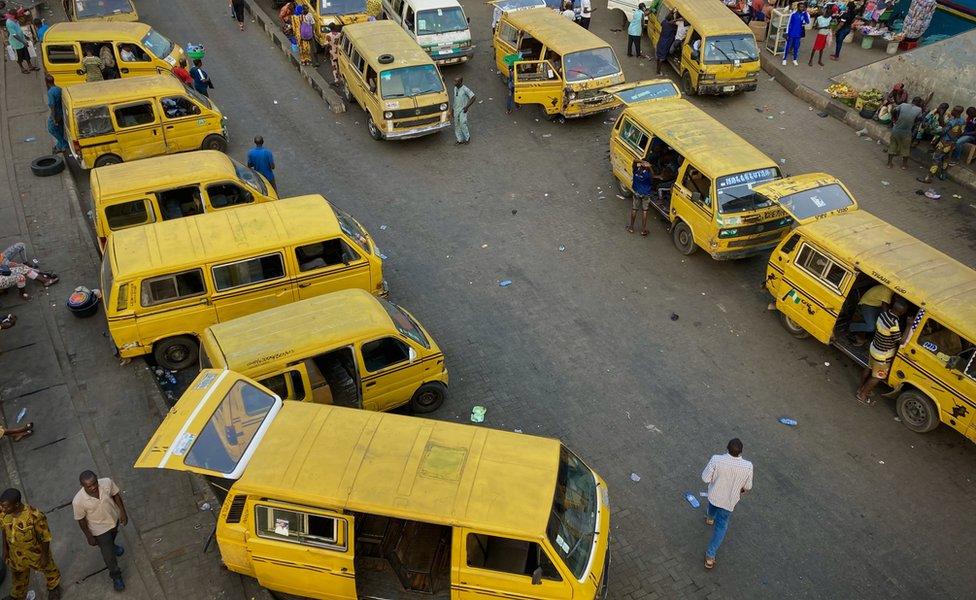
[48,117,68,152]
[833,27,851,57]
[784,36,802,60]
[706,502,732,559]
[849,305,881,334]
[953,135,974,160]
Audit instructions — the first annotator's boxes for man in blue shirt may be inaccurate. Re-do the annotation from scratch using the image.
[627,3,648,58]
[628,159,655,237]
[45,75,68,154]
[246,136,276,191]
[782,2,809,66]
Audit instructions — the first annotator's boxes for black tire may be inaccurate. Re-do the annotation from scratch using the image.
[30,154,65,177]
[321,360,359,408]
[201,134,228,152]
[617,178,632,198]
[153,336,199,371]
[671,221,697,255]
[367,116,383,141]
[897,390,940,433]
[410,382,446,413]
[681,72,697,96]
[93,154,123,168]
[779,312,810,339]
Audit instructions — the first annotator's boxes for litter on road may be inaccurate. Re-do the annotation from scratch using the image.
[779,417,798,427]
[498,279,512,287]
[684,493,700,508]
[630,473,641,482]
[470,406,486,423]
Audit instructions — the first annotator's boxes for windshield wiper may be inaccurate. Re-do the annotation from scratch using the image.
[712,44,735,64]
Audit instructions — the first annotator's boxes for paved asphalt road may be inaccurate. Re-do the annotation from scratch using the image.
[112,1,976,598]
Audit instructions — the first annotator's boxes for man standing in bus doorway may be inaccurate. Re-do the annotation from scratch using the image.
[453,77,476,145]
[700,438,753,570]
[579,0,594,29]
[856,298,909,404]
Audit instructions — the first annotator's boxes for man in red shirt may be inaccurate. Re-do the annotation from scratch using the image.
[171,58,193,86]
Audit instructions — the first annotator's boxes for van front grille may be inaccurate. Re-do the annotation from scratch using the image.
[391,104,442,119]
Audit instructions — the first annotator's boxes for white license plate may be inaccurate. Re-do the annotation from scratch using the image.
[722,85,736,92]
[438,48,453,55]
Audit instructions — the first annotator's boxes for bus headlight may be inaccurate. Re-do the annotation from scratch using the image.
[439,103,448,111]
[384,111,393,119]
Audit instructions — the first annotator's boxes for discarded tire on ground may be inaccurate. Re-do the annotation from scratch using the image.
[30,154,65,177]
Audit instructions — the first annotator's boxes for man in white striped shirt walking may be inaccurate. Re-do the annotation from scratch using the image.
[700,438,753,569]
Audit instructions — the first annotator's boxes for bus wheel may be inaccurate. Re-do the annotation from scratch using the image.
[681,72,697,96]
[367,116,383,141]
[93,154,123,168]
[617,178,632,198]
[410,383,446,413]
[154,336,199,371]
[672,221,697,255]
[201,135,228,152]
[897,390,940,433]
[779,313,809,339]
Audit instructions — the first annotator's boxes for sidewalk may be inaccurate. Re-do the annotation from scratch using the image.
[0,38,249,600]
[758,38,976,191]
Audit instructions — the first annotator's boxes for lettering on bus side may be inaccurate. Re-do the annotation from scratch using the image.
[245,349,295,369]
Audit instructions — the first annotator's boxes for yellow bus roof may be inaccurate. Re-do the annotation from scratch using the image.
[206,289,393,372]
[108,195,339,278]
[665,0,752,35]
[624,98,775,177]
[504,8,612,55]
[90,151,238,201]
[798,210,976,339]
[44,21,151,42]
[343,20,435,69]
[236,402,561,537]
[62,75,186,105]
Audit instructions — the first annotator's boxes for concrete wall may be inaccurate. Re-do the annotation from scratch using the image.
[831,29,976,109]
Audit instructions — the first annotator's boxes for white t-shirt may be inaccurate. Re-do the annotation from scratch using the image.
[580,0,592,18]
[562,8,575,18]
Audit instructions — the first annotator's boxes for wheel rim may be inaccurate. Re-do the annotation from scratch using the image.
[677,227,691,249]
[164,344,189,365]
[368,119,379,136]
[416,391,439,407]
[902,397,930,428]
[784,316,803,333]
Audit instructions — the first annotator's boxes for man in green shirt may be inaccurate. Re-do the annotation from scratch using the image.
[5,12,36,74]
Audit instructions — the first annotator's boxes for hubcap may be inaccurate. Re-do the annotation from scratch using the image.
[167,345,188,364]
[904,398,928,426]
[417,391,437,406]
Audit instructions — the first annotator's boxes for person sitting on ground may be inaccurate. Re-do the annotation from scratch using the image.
[882,82,908,109]
[0,419,34,442]
[914,102,949,147]
[0,264,58,301]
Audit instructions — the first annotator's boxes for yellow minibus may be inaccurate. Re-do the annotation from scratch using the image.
[136,369,611,600]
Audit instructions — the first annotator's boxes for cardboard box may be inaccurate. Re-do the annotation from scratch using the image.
[750,20,768,43]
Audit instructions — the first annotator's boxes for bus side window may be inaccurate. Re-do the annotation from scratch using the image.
[465,533,561,581]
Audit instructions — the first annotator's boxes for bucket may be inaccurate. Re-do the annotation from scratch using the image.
[66,286,101,318]
[886,40,899,55]
[860,36,874,50]
[860,105,878,119]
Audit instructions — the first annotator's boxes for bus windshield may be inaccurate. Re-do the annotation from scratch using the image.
[564,48,621,82]
[141,29,174,60]
[319,0,367,15]
[416,7,468,35]
[547,446,599,579]
[716,168,780,214]
[74,0,134,18]
[380,65,444,99]
[703,35,759,64]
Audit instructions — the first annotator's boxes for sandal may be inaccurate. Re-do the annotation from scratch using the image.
[42,275,59,287]
[626,226,634,233]
[641,230,649,237]
[704,556,715,569]
[705,517,714,526]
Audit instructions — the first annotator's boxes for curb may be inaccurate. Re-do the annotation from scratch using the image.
[243,0,346,114]
[760,55,976,192]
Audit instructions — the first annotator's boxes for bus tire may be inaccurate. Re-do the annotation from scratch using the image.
[93,154,123,168]
[672,221,696,255]
[617,178,632,198]
[896,390,940,433]
[154,336,199,371]
[681,72,697,96]
[367,116,383,140]
[410,382,446,413]
[30,154,66,177]
[201,134,228,152]
[779,312,809,339]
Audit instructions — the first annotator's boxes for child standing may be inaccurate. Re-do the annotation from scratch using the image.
[808,12,832,66]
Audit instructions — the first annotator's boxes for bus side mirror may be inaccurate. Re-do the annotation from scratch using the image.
[408,347,417,363]
[531,567,543,585]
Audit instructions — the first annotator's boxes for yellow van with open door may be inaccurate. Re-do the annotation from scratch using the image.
[336,20,451,140]
[610,97,792,259]
[494,8,627,120]
[136,369,611,600]
[641,0,759,95]
[91,151,277,251]
[296,0,372,53]
[100,195,386,370]
[760,176,976,444]
[62,75,228,169]
[64,0,138,22]
[42,22,183,87]
[200,289,449,413]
